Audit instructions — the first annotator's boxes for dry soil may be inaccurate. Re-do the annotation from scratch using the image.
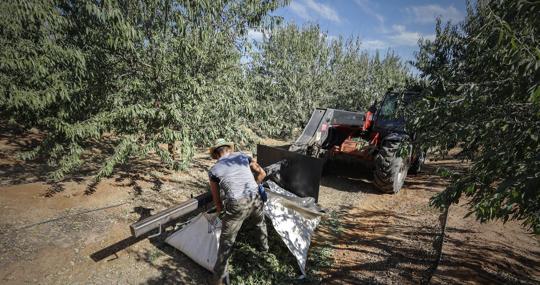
[0,128,538,284]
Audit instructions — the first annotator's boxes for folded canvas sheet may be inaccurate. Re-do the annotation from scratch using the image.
[165,181,325,275]
[165,212,221,272]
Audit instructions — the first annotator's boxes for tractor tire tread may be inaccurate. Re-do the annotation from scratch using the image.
[373,139,407,194]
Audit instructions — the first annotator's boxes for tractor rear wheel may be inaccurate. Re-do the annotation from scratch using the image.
[373,140,408,194]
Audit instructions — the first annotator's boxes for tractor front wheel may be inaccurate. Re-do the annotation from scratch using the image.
[373,140,408,194]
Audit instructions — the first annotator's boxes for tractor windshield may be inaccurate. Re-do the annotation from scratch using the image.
[378,93,400,120]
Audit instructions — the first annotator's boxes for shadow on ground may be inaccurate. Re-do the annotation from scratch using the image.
[434,234,540,285]
[131,242,208,285]
[321,175,381,195]
[0,122,209,198]
[318,205,439,284]
[319,205,539,284]
[316,166,540,285]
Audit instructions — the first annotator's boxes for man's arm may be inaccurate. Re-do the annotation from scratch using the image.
[209,180,223,213]
[250,159,267,184]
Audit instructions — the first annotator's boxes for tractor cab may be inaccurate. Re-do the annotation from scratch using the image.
[370,91,420,138]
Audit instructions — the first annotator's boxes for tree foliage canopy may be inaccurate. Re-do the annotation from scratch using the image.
[412,0,540,233]
[247,24,409,137]
[1,1,410,181]
[1,0,286,179]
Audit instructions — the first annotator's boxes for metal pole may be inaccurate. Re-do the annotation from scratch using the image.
[130,192,212,237]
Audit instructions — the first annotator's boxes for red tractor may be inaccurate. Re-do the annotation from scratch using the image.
[257,90,425,200]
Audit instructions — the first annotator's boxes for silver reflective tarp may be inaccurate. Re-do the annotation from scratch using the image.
[263,181,324,275]
[165,181,325,275]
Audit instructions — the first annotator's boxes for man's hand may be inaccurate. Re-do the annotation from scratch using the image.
[209,180,223,213]
[250,159,266,184]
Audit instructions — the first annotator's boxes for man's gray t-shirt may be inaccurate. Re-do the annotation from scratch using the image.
[208,152,258,200]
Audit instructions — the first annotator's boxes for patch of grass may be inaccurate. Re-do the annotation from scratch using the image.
[308,242,333,269]
[229,212,342,285]
[324,210,344,236]
[147,248,164,263]
[229,224,299,285]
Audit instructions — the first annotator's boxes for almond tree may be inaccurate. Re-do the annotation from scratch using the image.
[247,23,409,138]
[412,0,539,233]
[0,0,286,180]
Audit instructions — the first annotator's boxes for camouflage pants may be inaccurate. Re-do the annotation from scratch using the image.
[213,193,268,280]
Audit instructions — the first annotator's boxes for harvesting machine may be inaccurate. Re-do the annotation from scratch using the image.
[257,90,425,200]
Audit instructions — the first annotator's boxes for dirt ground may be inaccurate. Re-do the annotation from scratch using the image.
[317,160,540,285]
[1,128,539,285]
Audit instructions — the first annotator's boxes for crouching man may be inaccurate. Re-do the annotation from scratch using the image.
[208,139,269,285]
